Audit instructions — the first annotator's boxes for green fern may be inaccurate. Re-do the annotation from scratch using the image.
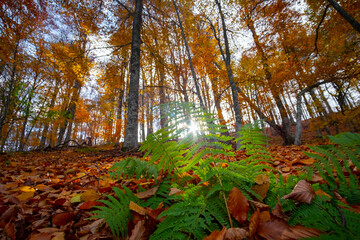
[306,132,360,204]
[289,195,360,239]
[91,187,139,238]
[109,157,158,183]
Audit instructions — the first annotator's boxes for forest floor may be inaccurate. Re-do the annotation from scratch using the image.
[0,136,358,239]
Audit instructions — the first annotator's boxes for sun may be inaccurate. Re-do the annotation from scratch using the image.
[189,121,200,134]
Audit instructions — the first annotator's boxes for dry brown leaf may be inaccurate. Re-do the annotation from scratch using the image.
[78,201,101,210]
[259,211,271,224]
[0,205,18,227]
[248,200,270,211]
[257,219,289,240]
[81,189,100,201]
[129,220,147,240]
[281,225,323,240]
[228,187,249,224]
[83,218,105,234]
[51,232,65,240]
[135,186,158,199]
[224,228,248,240]
[251,182,270,200]
[282,180,314,204]
[129,201,147,215]
[203,226,226,240]
[249,208,260,238]
[4,221,16,240]
[52,212,76,226]
[169,187,184,196]
[254,174,269,185]
[272,199,289,221]
[29,232,52,240]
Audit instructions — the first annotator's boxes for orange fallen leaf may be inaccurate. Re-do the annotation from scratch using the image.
[224,228,248,240]
[203,226,226,240]
[78,201,101,210]
[129,201,147,215]
[81,189,100,201]
[228,187,249,224]
[249,208,260,238]
[17,191,34,201]
[52,212,76,226]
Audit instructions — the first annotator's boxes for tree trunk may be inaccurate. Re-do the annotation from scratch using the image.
[123,0,143,150]
[64,80,82,144]
[215,0,243,149]
[39,80,60,149]
[172,0,205,110]
[246,13,294,145]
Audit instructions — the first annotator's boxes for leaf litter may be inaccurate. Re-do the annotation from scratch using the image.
[0,144,357,239]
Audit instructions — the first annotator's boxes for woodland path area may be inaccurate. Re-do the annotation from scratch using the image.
[0,142,358,240]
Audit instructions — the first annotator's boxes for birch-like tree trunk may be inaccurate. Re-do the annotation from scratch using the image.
[123,0,143,150]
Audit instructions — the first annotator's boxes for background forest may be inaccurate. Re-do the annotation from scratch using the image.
[0,0,359,152]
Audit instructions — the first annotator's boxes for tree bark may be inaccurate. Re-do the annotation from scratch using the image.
[123,0,143,150]
[246,12,294,145]
[215,0,243,149]
[64,79,82,144]
[172,0,205,110]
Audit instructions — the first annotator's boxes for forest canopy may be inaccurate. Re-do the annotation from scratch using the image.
[0,0,359,151]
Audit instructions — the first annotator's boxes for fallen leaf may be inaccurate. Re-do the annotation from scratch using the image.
[18,186,36,192]
[257,219,289,240]
[129,201,147,215]
[52,212,76,226]
[17,191,34,201]
[282,180,315,204]
[29,233,52,240]
[135,186,158,199]
[129,220,147,240]
[281,225,323,240]
[224,228,248,240]
[81,189,100,201]
[251,182,269,200]
[51,231,65,240]
[203,226,226,240]
[249,208,260,238]
[271,199,289,221]
[78,201,100,210]
[254,174,269,185]
[228,187,249,224]
[169,187,184,196]
[71,194,82,203]
[0,205,18,227]
[282,167,291,173]
[4,221,16,240]
[259,211,271,224]
[248,200,270,211]
[83,219,105,234]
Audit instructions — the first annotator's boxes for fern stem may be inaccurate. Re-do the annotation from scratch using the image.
[216,173,233,228]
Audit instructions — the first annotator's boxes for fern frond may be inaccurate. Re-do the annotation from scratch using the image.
[109,157,158,182]
[92,187,138,238]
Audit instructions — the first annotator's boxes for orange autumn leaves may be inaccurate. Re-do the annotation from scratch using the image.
[204,182,321,240]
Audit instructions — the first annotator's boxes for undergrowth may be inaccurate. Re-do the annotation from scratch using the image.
[92,102,360,239]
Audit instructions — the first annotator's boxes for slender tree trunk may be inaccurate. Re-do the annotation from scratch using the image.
[172,0,205,110]
[246,13,294,145]
[39,80,60,148]
[0,43,19,150]
[64,80,82,144]
[326,0,360,34]
[215,0,243,149]
[123,0,143,150]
